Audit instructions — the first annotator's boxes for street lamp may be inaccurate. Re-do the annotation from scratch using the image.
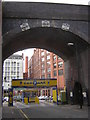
[67,43,74,46]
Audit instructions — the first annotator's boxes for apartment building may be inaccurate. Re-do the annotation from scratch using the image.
[29,48,65,96]
[3,54,23,91]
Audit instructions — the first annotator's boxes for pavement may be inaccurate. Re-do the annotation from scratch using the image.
[44,100,88,109]
[2,101,89,119]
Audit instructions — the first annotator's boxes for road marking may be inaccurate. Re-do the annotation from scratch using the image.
[15,103,29,120]
[19,109,29,120]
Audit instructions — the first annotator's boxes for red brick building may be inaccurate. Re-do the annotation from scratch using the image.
[29,48,65,96]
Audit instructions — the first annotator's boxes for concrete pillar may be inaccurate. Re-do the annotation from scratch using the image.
[64,47,89,105]
[0,0,2,119]
[64,56,79,103]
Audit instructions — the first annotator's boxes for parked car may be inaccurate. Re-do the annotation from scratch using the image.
[38,96,45,100]
[49,96,53,100]
[13,96,17,101]
[44,96,49,100]
[16,95,22,102]
[4,97,8,102]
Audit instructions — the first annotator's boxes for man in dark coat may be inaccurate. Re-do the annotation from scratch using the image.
[78,91,83,109]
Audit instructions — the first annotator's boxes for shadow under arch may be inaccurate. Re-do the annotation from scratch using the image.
[2,27,89,61]
[73,81,83,107]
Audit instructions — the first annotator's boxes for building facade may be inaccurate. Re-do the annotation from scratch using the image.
[3,54,23,91]
[29,48,65,96]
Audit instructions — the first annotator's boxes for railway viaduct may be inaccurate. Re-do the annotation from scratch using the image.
[0,2,90,118]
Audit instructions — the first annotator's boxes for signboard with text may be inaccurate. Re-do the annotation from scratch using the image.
[12,79,57,88]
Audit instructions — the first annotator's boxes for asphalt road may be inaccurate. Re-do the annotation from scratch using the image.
[2,100,88,119]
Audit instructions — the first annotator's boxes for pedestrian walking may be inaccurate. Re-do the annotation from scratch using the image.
[79,92,83,109]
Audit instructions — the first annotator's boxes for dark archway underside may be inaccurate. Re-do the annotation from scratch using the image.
[3,27,89,61]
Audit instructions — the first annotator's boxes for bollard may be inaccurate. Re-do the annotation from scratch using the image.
[24,97,28,105]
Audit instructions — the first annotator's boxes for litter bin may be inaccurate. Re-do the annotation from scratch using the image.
[60,91,66,104]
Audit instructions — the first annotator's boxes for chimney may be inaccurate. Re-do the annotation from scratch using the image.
[25,56,28,78]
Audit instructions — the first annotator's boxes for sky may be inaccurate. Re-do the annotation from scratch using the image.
[2,0,90,5]
[14,48,34,61]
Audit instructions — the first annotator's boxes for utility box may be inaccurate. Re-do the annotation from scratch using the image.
[60,91,66,104]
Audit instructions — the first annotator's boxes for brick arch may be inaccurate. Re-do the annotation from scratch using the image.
[2,27,89,61]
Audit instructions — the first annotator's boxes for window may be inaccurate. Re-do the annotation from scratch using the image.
[58,62,63,68]
[48,90,50,96]
[14,67,16,71]
[43,90,45,96]
[47,68,51,72]
[58,69,63,76]
[47,61,50,65]
[17,67,19,71]
[8,72,10,76]
[17,72,19,76]
[42,69,45,74]
[8,62,10,66]
[41,57,44,62]
[54,70,57,76]
[42,75,45,79]
[8,76,10,80]
[53,56,56,61]
[11,71,13,75]
[53,63,56,68]
[47,74,51,78]
[47,55,50,60]
[5,62,7,66]
[17,76,19,79]
[42,64,45,68]
[11,62,13,66]
[41,51,44,56]
[17,63,19,66]
[11,77,14,80]
[14,62,16,66]
[5,67,7,71]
